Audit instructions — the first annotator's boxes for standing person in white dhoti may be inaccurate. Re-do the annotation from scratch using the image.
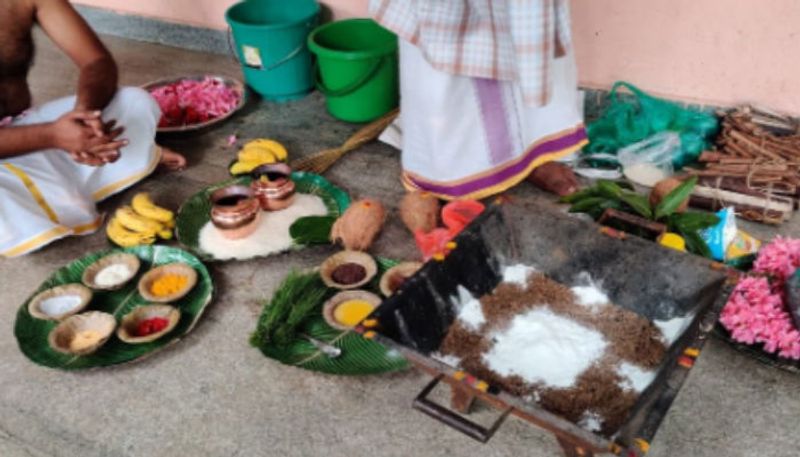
[0,0,186,258]
[369,0,587,200]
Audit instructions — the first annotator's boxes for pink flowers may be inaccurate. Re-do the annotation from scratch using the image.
[149,77,241,128]
[720,237,800,360]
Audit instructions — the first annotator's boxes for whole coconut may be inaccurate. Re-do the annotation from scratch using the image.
[649,177,689,213]
[399,191,440,234]
[330,198,386,251]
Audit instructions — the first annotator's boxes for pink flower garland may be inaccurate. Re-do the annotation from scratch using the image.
[720,237,800,360]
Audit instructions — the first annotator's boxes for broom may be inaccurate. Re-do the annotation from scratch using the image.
[290,108,399,175]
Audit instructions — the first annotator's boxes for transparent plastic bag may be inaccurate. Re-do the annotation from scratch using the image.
[618,132,679,187]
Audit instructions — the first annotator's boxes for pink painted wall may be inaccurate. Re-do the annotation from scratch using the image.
[73,0,800,114]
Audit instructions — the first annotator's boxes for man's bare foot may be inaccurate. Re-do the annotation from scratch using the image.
[528,161,579,196]
[159,146,187,171]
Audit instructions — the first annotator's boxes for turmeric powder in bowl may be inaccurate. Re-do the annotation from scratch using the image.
[138,262,198,303]
[150,274,189,297]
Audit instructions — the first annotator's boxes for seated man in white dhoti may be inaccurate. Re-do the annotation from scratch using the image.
[0,0,185,257]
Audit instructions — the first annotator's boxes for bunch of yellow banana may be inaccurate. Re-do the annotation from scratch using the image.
[229,139,288,175]
[106,193,175,247]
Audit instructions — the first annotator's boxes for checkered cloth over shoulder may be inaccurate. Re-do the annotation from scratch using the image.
[369,0,573,106]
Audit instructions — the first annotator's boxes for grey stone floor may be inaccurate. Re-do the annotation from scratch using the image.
[1,33,798,457]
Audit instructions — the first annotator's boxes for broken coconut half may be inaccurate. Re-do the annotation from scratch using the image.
[379,262,422,297]
[320,250,377,290]
[48,311,116,355]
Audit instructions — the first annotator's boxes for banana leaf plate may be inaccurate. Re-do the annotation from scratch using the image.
[175,172,350,262]
[251,257,410,375]
[14,245,213,370]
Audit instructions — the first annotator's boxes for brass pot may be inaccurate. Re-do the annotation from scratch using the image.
[209,185,261,239]
[250,163,296,211]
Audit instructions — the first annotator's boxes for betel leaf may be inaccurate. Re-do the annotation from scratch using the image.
[668,212,720,233]
[618,191,653,219]
[681,228,712,258]
[290,216,337,245]
[654,176,698,220]
[569,196,607,213]
[596,180,624,199]
[559,187,599,204]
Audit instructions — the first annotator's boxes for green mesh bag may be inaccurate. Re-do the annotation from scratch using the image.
[584,82,719,168]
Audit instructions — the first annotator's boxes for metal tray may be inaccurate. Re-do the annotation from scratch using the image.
[358,200,732,456]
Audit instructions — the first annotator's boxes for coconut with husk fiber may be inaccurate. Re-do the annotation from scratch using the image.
[399,191,440,234]
[320,250,377,290]
[117,305,181,344]
[330,198,386,251]
[48,311,116,355]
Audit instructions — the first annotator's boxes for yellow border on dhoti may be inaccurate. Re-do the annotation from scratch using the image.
[402,138,588,201]
[1,226,71,258]
[92,145,162,201]
[3,163,60,223]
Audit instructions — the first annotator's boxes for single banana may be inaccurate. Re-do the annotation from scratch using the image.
[115,206,164,234]
[131,193,174,223]
[107,217,155,247]
[157,228,173,240]
[229,160,265,175]
[238,139,286,162]
[238,147,276,165]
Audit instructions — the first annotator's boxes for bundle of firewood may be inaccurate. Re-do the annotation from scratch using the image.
[684,106,800,224]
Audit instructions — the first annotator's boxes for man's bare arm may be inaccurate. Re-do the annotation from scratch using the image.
[34,0,118,111]
[0,124,56,159]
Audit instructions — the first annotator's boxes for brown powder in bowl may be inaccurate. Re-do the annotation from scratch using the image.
[331,263,367,285]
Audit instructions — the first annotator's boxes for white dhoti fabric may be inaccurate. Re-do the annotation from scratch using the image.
[0,87,161,257]
[396,41,588,200]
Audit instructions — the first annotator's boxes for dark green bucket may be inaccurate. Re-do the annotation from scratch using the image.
[226,0,319,101]
[308,19,398,123]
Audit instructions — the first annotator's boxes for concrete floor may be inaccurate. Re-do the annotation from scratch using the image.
[1,33,799,457]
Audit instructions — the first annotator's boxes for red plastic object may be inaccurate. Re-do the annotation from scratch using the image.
[414,228,454,261]
[442,200,485,236]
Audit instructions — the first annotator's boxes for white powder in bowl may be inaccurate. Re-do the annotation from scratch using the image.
[483,308,608,389]
[39,295,82,317]
[94,264,133,287]
[198,194,328,260]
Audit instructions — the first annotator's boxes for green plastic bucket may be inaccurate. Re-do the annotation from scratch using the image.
[308,19,398,123]
[225,0,319,101]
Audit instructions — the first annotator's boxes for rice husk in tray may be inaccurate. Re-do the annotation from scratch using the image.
[438,269,667,436]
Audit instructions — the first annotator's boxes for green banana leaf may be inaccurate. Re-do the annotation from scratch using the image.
[14,245,213,370]
[252,258,410,375]
[175,172,350,261]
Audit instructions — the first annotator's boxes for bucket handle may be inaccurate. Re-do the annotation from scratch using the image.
[315,56,384,98]
[227,27,307,71]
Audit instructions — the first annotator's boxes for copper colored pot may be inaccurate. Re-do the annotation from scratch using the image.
[250,163,296,211]
[209,185,261,239]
